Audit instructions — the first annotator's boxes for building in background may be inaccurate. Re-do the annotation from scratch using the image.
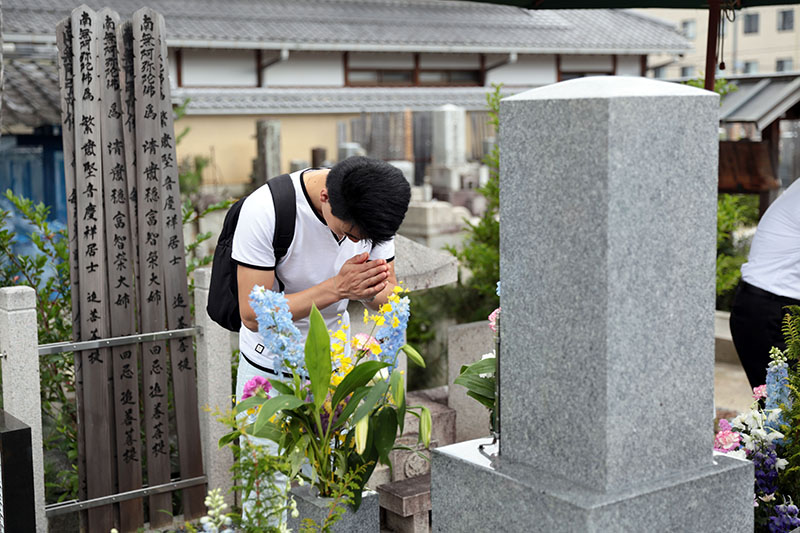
[641,6,799,80]
[3,0,690,209]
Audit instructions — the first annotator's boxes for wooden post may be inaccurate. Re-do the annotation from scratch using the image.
[70,6,115,531]
[132,8,172,526]
[156,12,206,520]
[55,18,88,528]
[99,9,145,531]
[704,0,721,92]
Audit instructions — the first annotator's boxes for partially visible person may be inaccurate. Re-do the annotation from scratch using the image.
[730,179,800,389]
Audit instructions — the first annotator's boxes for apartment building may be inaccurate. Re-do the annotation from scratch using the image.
[641,6,799,79]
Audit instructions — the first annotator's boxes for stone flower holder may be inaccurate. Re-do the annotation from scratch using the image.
[286,484,379,533]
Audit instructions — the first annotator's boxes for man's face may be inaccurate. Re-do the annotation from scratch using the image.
[320,196,363,243]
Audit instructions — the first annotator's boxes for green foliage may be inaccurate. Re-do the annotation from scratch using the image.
[447,83,501,305]
[684,76,738,100]
[716,194,759,310]
[0,191,78,501]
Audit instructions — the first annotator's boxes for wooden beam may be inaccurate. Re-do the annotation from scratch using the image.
[704,0,720,91]
[175,48,182,88]
[256,48,263,87]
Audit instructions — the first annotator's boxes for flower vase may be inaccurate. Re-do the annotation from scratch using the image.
[286,484,380,533]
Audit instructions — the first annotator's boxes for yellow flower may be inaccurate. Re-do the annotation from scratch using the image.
[369,343,382,355]
[380,303,392,314]
[363,308,369,324]
[333,329,347,343]
[392,316,400,328]
[371,315,385,326]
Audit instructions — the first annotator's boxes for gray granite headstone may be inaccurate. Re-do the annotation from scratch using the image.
[432,76,754,531]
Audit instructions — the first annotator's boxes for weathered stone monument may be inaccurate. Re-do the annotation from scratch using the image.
[432,77,754,531]
[254,120,280,183]
[429,104,467,195]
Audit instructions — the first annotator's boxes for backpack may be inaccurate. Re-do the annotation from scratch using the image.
[207,173,295,332]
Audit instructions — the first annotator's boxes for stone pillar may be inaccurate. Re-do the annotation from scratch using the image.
[429,104,467,195]
[0,286,46,532]
[431,77,753,531]
[255,120,281,183]
[193,267,234,505]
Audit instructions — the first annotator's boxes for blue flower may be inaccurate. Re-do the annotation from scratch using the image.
[249,285,304,376]
[766,348,791,438]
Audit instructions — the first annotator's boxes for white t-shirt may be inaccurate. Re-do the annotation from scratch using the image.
[741,178,800,300]
[231,169,395,368]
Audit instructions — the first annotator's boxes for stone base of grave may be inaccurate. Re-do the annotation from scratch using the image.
[287,485,379,533]
[431,438,753,532]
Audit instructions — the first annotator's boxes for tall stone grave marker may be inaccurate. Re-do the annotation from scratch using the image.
[429,104,466,193]
[431,77,754,531]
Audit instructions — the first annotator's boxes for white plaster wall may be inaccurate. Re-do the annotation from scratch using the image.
[265,51,345,86]
[349,52,414,68]
[181,49,257,87]
[419,53,481,69]
[616,55,642,76]
[485,54,556,86]
[560,54,614,72]
[168,48,178,89]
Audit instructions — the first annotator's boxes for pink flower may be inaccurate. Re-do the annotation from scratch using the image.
[753,385,767,400]
[242,375,271,400]
[714,429,741,453]
[718,419,732,432]
[488,307,501,332]
[351,333,381,355]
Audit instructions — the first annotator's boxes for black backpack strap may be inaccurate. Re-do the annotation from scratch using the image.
[266,173,296,292]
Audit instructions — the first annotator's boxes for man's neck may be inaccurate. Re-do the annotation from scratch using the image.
[303,168,329,215]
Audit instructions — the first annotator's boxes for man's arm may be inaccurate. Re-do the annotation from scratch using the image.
[237,252,390,332]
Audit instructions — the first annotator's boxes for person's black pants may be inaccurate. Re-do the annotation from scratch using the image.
[730,281,799,389]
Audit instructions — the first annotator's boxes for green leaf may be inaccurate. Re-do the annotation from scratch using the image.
[454,373,495,399]
[246,421,282,443]
[233,394,267,416]
[332,386,371,430]
[352,380,389,425]
[400,344,425,368]
[218,430,239,449]
[251,395,305,436]
[466,390,495,409]
[373,407,398,466]
[459,357,495,376]
[305,304,332,410]
[268,378,294,396]
[331,360,389,410]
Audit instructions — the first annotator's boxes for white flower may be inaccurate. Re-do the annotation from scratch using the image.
[481,352,495,360]
[776,458,789,471]
[728,449,748,461]
[291,508,300,518]
[200,517,210,524]
[766,409,783,423]
[760,493,777,503]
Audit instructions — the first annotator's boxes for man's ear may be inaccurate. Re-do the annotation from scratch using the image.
[319,188,330,204]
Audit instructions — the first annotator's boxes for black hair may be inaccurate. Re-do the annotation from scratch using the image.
[326,156,411,246]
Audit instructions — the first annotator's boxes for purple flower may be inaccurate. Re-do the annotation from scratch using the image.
[241,375,271,400]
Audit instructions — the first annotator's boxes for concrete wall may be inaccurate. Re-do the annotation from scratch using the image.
[175,113,361,185]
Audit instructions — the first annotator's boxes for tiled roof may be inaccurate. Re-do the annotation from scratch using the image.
[1,56,62,129]
[718,72,800,130]
[4,0,690,54]
[172,86,526,114]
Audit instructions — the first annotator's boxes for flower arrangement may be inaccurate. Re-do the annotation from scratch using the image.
[714,306,800,532]
[454,281,500,435]
[223,284,430,514]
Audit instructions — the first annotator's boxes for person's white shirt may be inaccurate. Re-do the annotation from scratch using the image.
[231,169,395,369]
[741,179,800,300]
